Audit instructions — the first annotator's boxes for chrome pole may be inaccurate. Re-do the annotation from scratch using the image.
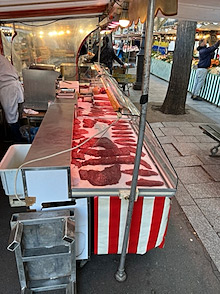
[115,0,156,282]
[98,28,102,65]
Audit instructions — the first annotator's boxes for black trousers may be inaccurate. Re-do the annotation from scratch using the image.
[8,122,23,143]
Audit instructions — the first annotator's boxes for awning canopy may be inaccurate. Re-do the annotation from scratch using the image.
[0,0,220,23]
[129,0,220,24]
[0,0,110,21]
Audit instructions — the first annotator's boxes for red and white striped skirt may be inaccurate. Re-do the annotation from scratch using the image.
[94,196,171,255]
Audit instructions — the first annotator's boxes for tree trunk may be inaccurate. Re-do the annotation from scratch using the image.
[160,20,197,114]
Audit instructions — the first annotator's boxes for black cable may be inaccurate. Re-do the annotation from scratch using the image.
[19,17,71,27]
[114,0,123,8]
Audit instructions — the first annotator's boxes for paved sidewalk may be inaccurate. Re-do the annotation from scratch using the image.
[129,74,220,273]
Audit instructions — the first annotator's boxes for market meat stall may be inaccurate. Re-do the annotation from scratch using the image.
[0,61,177,292]
[70,67,177,256]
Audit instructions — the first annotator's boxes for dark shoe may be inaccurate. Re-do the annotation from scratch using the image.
[191,95,196,99]
[193,96,203,101]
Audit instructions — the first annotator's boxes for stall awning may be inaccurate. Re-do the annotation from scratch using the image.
[0,0,110,21]
[129,0,220,24]
[129,0,177,24]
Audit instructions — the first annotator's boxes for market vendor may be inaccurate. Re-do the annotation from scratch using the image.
[91,36,125,74]
[191,39,220,101]
[0,54,24,142]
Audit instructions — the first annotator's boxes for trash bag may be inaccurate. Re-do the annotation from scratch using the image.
[20,125,39,143]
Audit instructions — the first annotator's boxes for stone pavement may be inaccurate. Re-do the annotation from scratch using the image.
[128,74,220,273]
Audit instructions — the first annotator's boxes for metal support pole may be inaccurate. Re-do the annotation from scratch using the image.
[98,29,102,65]
[115,0,156,282]
[133,23,146,90]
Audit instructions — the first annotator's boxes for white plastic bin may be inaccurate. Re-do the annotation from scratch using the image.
[0,144,31,196]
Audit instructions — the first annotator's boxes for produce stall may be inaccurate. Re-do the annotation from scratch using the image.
[150,56,220,106]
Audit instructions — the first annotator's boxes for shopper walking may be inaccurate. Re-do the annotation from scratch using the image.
[0,54,24,142]
[191,39,220,101]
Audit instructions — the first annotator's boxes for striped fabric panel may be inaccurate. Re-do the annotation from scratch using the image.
[128,197,144,253]
[146,197,166,251]
[188,70,196,92]
[94,196,171,255]
[188,69,220,106]
[155,197,171,247]
[97,197,110,254]
[108,197,121,254]
[117,198,129,254]
[136,197,155,254]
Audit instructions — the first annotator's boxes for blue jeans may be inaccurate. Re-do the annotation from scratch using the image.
[192,68,207,96]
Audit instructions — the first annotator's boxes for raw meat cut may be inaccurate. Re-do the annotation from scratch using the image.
[79,164,121,186]
[74,118,81,126]
[96,118,113,125]
[113,124,129,128]
[94,101,111,106]
[122,169,158,176]
[71,159,82,168]
[112,131,133,135]
[81,147,130,157]
[73,134,85,140]
[115,120,129,124]
[78,137,119,150]
[73,129,88,135]
[72,151,85,160]
[93,96,108,101]
[112,126,130,130]
[112,135,135,138]
[114,142,137,147]
[93,137,119,149]
[113,138,136,143]
[81,155,151,169]
[83,118,96,128]
[126,178,164,187]
[128,146,146,157]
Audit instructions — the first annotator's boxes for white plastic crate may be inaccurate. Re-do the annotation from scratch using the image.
[0,144,31,196]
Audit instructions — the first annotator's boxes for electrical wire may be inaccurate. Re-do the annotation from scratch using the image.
[14,114,122,204]
[19,18,70,27]
[114,0,123,8]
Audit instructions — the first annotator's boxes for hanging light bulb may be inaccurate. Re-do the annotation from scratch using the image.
[119,1,130,28]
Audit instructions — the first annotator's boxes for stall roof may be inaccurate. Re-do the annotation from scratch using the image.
[0,0,220,23]
[0,0,110,21]
[172,0,220,23]
[129,0,220,24]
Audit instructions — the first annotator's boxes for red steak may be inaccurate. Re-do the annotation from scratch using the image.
[128,146,146,157]
[81,147,130,157]
[113,138,136,143]
[79,164,121,186]
[114,142,137,147]
[126,178,164,187]
[94,101,112,106]
[112,135,135,138]
[112,131,133,135]
[96,118,113,125]
[122,169,158,176]
[83,118,96,128]
[78,137,119,150]
[72,151,85,160]
[112,126,130,130]
[81,155,151,169]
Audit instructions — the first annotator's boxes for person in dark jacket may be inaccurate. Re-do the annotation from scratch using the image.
[191,39,220,100]
[91,36,124,74]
